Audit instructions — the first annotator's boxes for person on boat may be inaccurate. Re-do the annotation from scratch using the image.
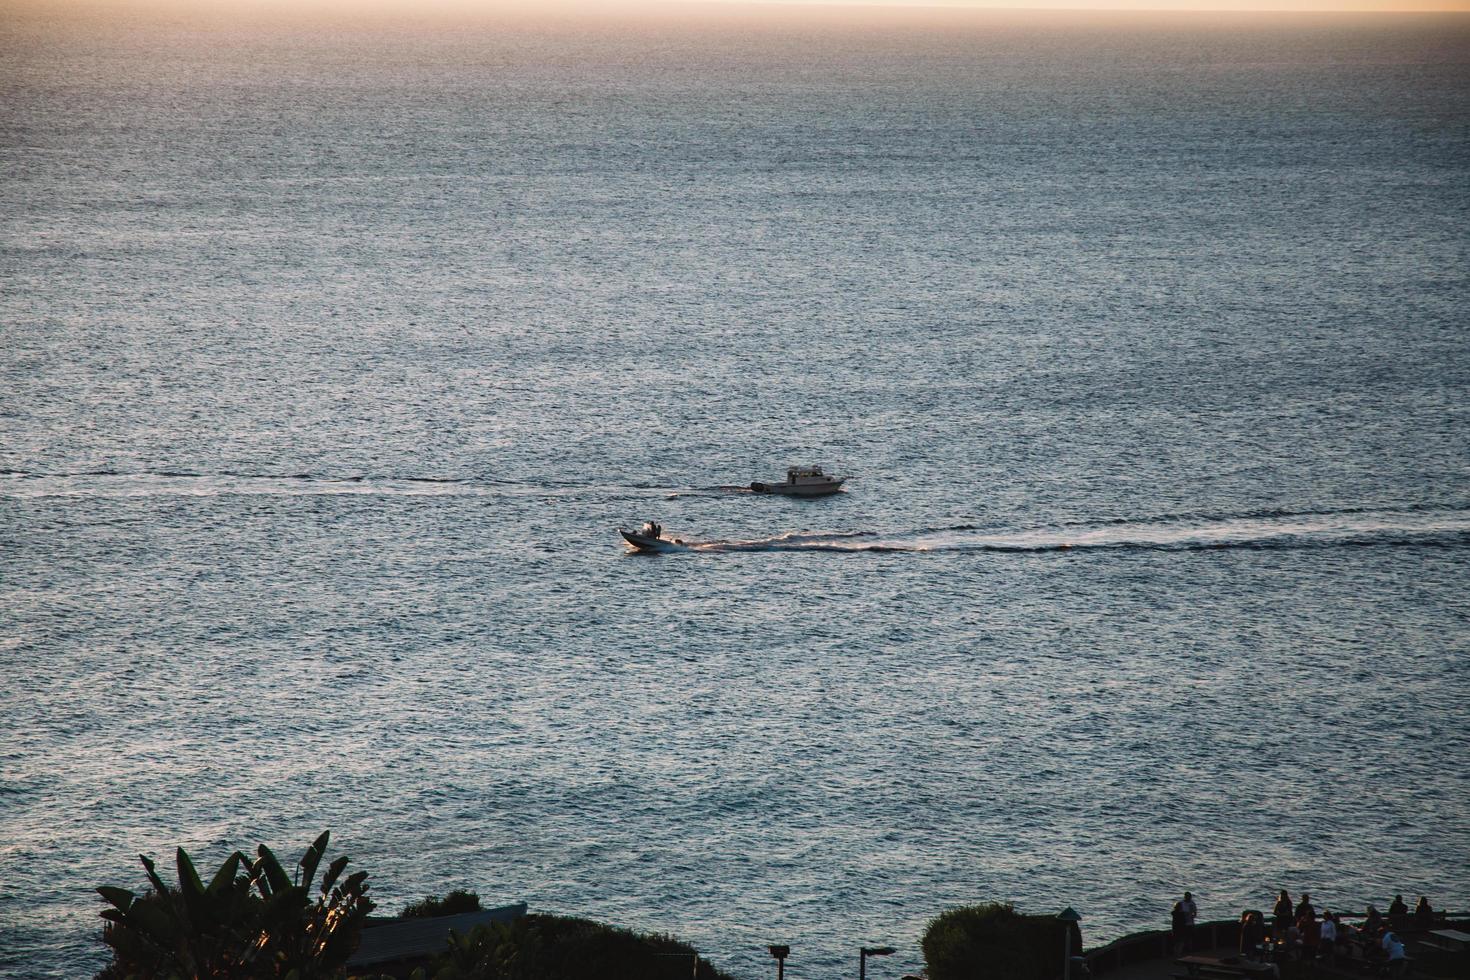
[1414,896,1434,927]
[1295,893,1315,920]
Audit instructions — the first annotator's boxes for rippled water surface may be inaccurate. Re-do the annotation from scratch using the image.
[3,7,1469,978]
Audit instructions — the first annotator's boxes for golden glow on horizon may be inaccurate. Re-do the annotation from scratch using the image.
[699,0,1470,8]
[7,0,1470,18]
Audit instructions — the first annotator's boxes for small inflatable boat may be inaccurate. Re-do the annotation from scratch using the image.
[619,521,685,552]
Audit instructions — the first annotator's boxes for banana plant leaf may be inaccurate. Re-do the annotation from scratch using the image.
[139,854,170,896]
[298,831,329,890]
[255,844,292,895]
[176,848,205,897]
[97,886,135,913]
[258,883,308,927]
[320,855,349,895]
[125,897,180,946]
[206,851,246,895]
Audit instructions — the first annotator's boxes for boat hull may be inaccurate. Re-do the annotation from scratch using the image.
[620,529,683,552]
[749,479,845,497]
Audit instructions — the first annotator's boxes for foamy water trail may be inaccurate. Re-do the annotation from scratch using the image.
[0,471,488,498]
[0,471,681,500]
[665,485,756,499]
[9,472,1467,555]
[670,506,1470,555]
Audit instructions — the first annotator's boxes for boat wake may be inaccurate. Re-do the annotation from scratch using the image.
[7,470,1467,557]
[0,469,690,500]
[664,485,756,499]
[662,505,1470,556]
[0,468,494,498]
[1,470,766,501]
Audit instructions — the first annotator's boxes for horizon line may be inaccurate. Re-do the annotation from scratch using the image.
[10,0,1470,17]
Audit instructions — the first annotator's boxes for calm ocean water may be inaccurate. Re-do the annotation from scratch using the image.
[2,6,1469,977]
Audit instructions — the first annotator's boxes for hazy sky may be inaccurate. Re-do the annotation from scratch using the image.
[8,0,1470,18]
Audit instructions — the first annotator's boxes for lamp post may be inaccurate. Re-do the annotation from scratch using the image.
[1057,907,1082,980]
[768,945,790,980]
[860,945,895,980]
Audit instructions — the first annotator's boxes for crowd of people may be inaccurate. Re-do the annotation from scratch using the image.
[1170,890,1441,977]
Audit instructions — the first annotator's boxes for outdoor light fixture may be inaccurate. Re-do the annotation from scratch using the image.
[767,944,790,980]
[859,945,896,980]
[1057,907,1083,980]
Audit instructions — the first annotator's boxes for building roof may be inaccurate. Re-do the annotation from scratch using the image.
[348,902,528,967]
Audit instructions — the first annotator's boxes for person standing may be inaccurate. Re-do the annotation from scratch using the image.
[1296,893,1315,920]
[1319,911,1338,963]
[1388,894,1408,931]
[1298,906,1320,961]
[1385,932,1408,978]
[1172,893,1197,955]
[1272,891,1293,939]
[1272,891,1294,940]
[1240,910,1267,960]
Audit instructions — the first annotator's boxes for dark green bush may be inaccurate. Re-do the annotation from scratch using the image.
[402,890,483,918]
[922,902,1081,980]
[426,913,735,980]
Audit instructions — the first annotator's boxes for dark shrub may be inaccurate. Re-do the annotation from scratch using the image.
[428,913,735,980]
[402,889,482,918]
[922,903,1082,980]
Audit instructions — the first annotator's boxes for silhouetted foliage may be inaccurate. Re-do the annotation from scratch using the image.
[402,890,482,919]
[922,902,1082,980]
[95,831,373,980]
[424,913,735,980]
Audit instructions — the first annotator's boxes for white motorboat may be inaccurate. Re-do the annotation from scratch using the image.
[749,465,846,497]
[619,521,685,552]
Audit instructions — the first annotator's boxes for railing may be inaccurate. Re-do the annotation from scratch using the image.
[1082,925,1178,976]
[1082,912,1469,976]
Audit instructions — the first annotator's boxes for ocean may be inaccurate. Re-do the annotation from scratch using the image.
[2,4,1468,977]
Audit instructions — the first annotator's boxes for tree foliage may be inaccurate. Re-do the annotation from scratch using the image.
[402,890,483,919]
[95,831,374,980]
[422,913,735,980]
[922,902,1082,980]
